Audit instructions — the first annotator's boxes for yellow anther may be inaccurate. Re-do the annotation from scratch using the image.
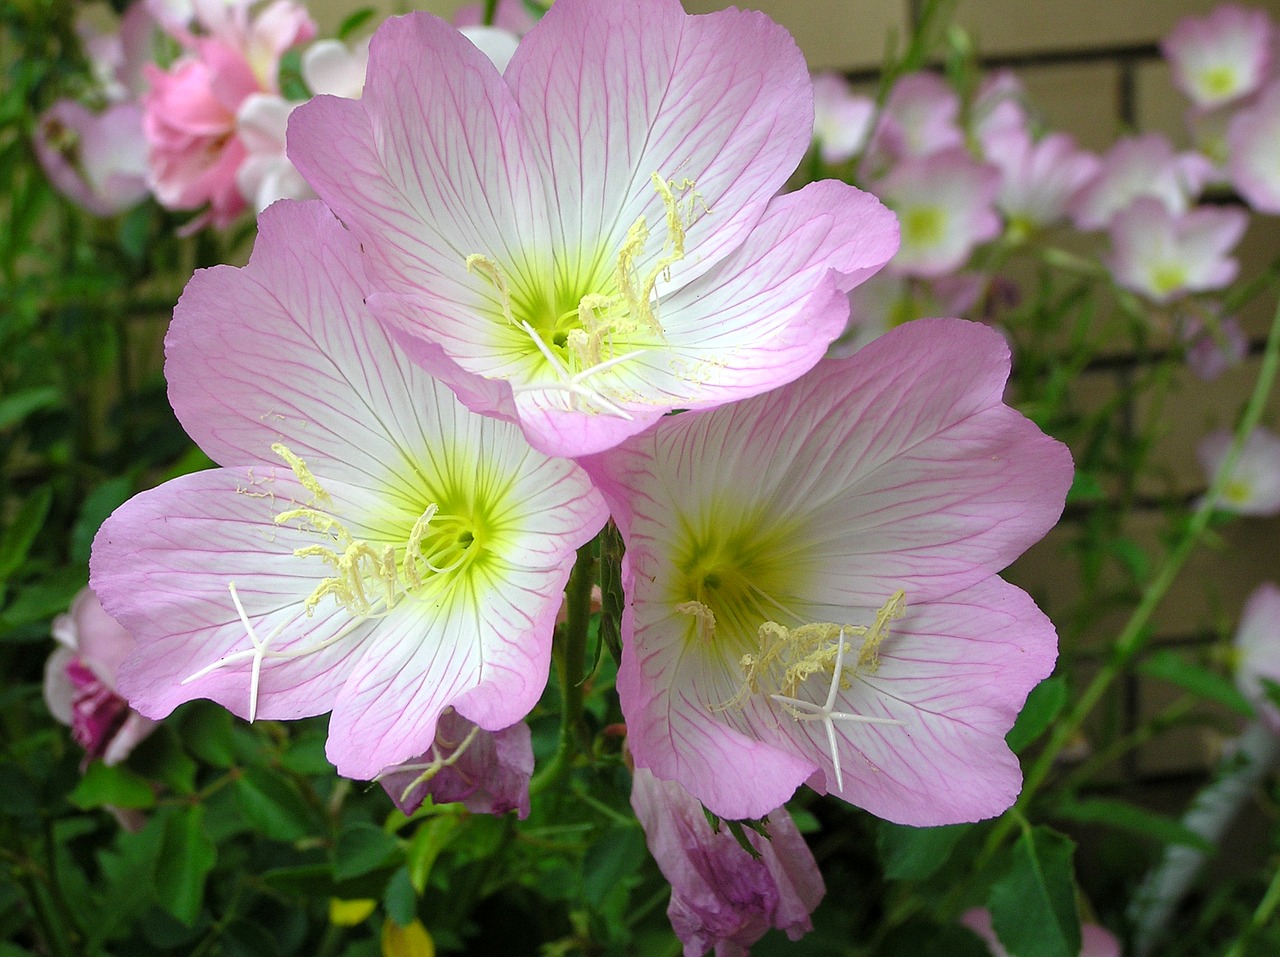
[466,253,517,326]
[676,600,717,642]
[272,443,330,505]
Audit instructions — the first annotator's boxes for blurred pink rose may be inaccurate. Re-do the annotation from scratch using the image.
[142,0,314,229]
[44,588,157,768]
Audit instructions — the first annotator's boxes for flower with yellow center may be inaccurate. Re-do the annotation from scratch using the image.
[91,202,607,781]
[288,0,899,457]
[582,319,1072,824]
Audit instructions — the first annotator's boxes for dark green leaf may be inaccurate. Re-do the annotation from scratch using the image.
[0,387,60,430]
[333,822,402,881]
[880,921,992,957]
[232,766,318,841]
[384,865,417,927]
[988,826,1080,957]
[877,821,970,881]
[1050,797,1214,852]
[178,703,236,767]
[154,805,217,925]
[69,761,156,811]
[0,485,52,580]
[1007,676,1068,754]
[1139,650,1254,717]
[582,826,646,907]
[0,566,88,631]
[70,477,132,564]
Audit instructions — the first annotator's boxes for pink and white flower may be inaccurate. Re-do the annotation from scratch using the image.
[44,588,158,767]
[1197,427,1280,516]
[1179,311,1248,381]
[972,70,1030,147]
[33,100,150,217]
[1104,197,1246,303]
[1070,134,1215,231]
[962,907,1121,957]
[1162,5,1274,109]
[864,71,964,169]
[811,72,875,165]
[90,201,607,780]
[631,767,824,957]
[581,319,1070,823]
[1228,79,1280,214]
[983,128,1099,233]
[380,710,534,818]
[873,148,1001,278]
[1234,582,1280,730]
[288,1,899,458]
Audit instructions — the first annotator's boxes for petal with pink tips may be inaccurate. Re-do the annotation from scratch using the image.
[505,0,813,290]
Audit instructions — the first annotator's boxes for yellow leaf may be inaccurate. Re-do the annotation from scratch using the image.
[328,898,376,926]
[382,918,435,957]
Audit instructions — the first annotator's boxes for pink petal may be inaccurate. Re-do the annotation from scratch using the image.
[505,0,814,291]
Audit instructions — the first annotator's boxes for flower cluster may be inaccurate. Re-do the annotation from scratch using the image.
[63,0,1079,952]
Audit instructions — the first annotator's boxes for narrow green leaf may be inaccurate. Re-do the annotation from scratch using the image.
[0,485,52,580]
[988,826,1081,957]
[877,821,970,881]
[581,826,646,906]
[337,6,377,40]
[154,805,217,925]
[1050,797,1214,852]
[407,814,461,894]
[69,761,156,811]
[1007,676,1068,754]
[0,387,60,430]
[1139,650,1254,717]
[383,866,417,927]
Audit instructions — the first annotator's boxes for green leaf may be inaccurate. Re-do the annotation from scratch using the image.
[178,703,236,767]
[383,865,417,927]
[581,826,646,907]
[877,821,970,881]
[1050,797,1214,852]
[406,814,460,894]
[0,566,87,632]
[70,477,133,564]
[1139,650,1254,717]
[69,761,156,811]
[0,386,60,430]
[0,485,52,580]
[154,805,217,925]
[337,6,377,40]
[1007,676,1068,754]
[232,766,318,841]
[333,822,402,882]
[988,826,1080,957]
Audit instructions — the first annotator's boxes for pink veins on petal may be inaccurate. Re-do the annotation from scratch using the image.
[287,0,898,457]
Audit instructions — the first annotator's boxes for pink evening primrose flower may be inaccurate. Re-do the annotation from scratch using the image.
[972,70,1030,148]
[580,319,1070,823]
[961,908,1121,957]
[1234,583,1280,731]
[33,100,150,217]
[90,201,608,780]
[811,72,875,165]
[44,588,158,768]
[983,128,1100,233]
[864,71,965,170]
[1104,196,1246,304]
[631,767,824,957]
[380,710,534,818]
[1179,311,1248,382]
[288,0,899,458]
[830,270,986,357]
[78,1,158,103]
[1162,5,1274,110]
[142,0,315,229]
[1197,427,1280,516]
[1228,80,1280,214]
[1070,133,1216,232]
[873,148,1001,279]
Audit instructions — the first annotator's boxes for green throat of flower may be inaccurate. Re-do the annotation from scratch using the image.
[465,172,705,417]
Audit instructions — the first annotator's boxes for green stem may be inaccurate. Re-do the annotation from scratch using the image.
[530,542,596,795]
[482,0,499,26]
[979,292,1280,867]
[1224,861,1280,957]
